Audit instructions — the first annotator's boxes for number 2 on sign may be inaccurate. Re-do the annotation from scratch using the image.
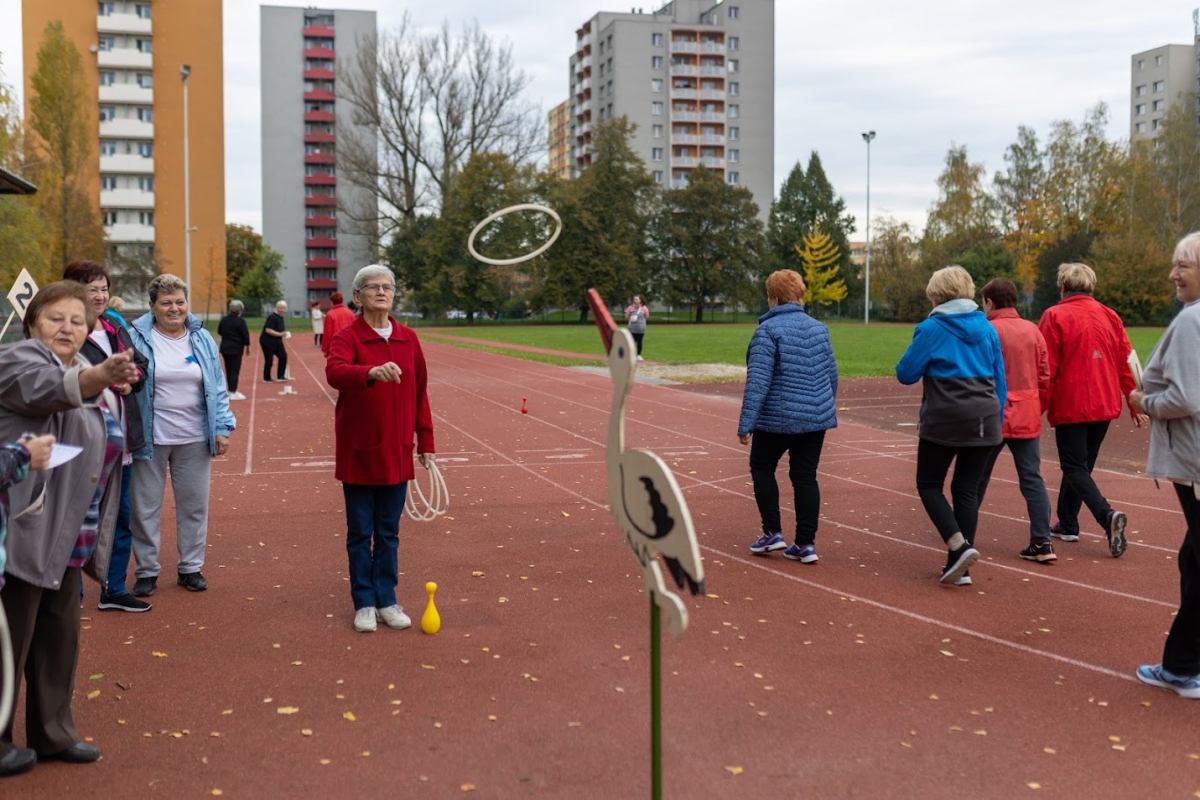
[7,269,39,320]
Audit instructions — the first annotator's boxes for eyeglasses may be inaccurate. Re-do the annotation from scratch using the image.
[360,284,396,294]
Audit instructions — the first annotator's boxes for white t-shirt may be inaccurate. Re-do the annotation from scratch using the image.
[373,323,393,340]
[150,327,207,446]
[89,328,113,357]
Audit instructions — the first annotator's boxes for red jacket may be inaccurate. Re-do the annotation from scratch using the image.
[987,307,1049,439]
[325,315,435,485]
[320,303,356,357]
[1038,294,1136,427]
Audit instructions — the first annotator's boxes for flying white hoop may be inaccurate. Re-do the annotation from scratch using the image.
[467,204,563,267]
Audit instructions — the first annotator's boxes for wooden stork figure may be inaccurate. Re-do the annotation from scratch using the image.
[587,289,705,638]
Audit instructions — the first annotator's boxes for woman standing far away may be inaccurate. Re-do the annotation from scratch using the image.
[625,295,649,362]
[311,301,325,348]
[217,300,251,400]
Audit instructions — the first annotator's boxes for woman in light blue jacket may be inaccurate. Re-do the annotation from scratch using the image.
[737,269,838,564]
[127,275,235,597]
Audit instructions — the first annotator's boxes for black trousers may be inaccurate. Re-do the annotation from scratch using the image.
[1054,420,1113,534]
[631,332,644,355]
[261,339,287,381]
[749,429,826,545]
[0,568,82,756]
[915,439,993,546]
[222,352,243,393]
[1163,483,1200,675]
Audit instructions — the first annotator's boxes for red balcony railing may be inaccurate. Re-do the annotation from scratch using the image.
[304,46,336,59]
[304,174,336,186]
[303,68,335,81]
[306,278,339,290]
[302,25,335,38]
[304,132,336,144]
[305,236,338,248]
[305,259,338,269]
[305,153,335,165]
[305,110,336,123]
[304,195,337,206]
[304,89,336,102]
[305,214,337,227]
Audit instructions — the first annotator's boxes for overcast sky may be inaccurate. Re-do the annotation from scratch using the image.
[1,0,1197,237]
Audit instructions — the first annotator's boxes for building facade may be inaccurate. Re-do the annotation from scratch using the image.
[1130,44,1193,141]
[261,5,377,313]
[22,0,226,313]
[569,0,774,218]
[548,99,572,179]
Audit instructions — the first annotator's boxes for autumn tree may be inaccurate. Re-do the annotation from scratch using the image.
[920,144,996,273]
[0,53,48,289]
[648,166,765,322]
[225,224,263,299]
[767,153,856,298]
[794,228,847,314]
[235,245,285,313]
[992,125,1046,296]
[26,21,105,277]
[869,215,925,321]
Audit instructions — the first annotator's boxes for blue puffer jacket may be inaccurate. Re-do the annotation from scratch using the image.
[128,312,236,460]
[737,304,839,437]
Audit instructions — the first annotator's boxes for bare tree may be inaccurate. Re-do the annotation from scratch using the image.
[339,13,542,242]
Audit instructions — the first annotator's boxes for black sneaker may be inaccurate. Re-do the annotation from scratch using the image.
[940,544,980,585]
[131,576,157,597]
[1019,541,1057,563]
[177,571,208,592]
[98,593,153,612]
[1106,511,1127,558]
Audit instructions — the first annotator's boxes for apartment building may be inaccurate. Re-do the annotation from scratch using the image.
[548,99,572,179]
[22,0,226,312]
[1130,44,1193,141]
[261,5,377,313]
[569,0,774,218]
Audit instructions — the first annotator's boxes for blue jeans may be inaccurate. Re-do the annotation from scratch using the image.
[101,462,134,601]
[977,437,1052,544]
[342,483,408,610]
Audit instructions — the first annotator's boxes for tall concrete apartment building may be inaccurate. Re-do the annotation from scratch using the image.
[569,0,774,218]
[548,99,572,178]
[261,5,377,313]
[22,0,226,312]
[1130,44,1193,142]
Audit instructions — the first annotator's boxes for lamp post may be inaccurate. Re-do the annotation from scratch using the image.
[181,64,192,289]
[861,130,875,325]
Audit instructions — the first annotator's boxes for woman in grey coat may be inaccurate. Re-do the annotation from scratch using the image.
[1131,232,1200,699]
[0,281,139,776]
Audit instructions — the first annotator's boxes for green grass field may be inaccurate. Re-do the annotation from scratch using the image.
[422,320,1167,379]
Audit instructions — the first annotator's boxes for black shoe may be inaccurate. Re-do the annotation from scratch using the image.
[177,571,208,592]
[131,576,157,597]
[1106,510,1127,558]
[1019,541,1058,563]
[41,742,100,764]
[940,544,980,585]
[0,746,36,776]
[98,593,153,612]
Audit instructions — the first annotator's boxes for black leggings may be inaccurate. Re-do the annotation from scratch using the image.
[915,439,993,546]
[749,429,826,545]
[262,341,287,381]
[1164,484,1200,674]
[222,352,243,393]
[631,332,644,355]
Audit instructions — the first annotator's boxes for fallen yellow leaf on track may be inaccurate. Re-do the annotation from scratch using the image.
[277,707,300,715]
[725,766,744,776]
[939,650,955,657]
[87,690,100,700]
[343,711,356,722]
[152,651,168,658]
[461,784,476,792]
[301,729,313,736]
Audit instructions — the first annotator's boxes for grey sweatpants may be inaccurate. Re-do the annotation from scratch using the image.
[131,440,212,578]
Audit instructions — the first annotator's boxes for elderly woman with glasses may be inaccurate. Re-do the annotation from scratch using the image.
[128,275,235,597]
[325,265,435,633]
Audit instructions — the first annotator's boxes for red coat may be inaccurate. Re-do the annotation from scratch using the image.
[325,315,435,485]
[987,307,1049,439]
[1038,294,1136,427]
[320,303,356,357]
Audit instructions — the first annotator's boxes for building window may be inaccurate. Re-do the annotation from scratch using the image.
[99,37,114,51]
[104,210,118,226]
[137,142,154,158]
[728,6,740,18]
[729,82,739,96]
[653,170,663,183]
[607,35,612,50]
[1134,103,1145,115]
[1135,122,1146,133]
[728,104,740,118]
[729,149,739,163]
[652,124,663,138]
[98,1,114,15]
[729,36,740,51]
[1136,59,1144,70]
[598,40,605,55]
[727,172,740,184]
[652,32,663,47]
[1135,85,1147,96]
[136,39,152,53]
[100,140,117,156]
[100,71,116,86]
[607,80,613,95]
[139,176,154,192]
[139,211,155,226]
[1156,55,1164,66]
[652,78,663,93]
[99,106,116,121]
[136,3,151,18]
[652,102,663,116]
[101,175,118,191]
[652,148,664,161]
[137,106,153,122]
[1152,118,1162,130]
[729,59,739,73]
[607,103,613,117]
[1154,80,1165,92]
[652,56,663,69]
[729,126,740,140]
[1153,100,1165,111]
[137,72,153,88]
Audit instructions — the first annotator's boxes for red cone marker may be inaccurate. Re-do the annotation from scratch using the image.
[521,397,528,414]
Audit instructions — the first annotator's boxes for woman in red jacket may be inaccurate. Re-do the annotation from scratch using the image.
[1038,262,1138,558]
[325,266,435,633]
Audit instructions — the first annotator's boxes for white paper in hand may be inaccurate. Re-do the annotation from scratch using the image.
[47,443,83,469]
[1128,350,1143,391]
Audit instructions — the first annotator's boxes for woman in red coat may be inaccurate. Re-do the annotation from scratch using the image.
[1038,262,1138,558]
[325,266,435,633]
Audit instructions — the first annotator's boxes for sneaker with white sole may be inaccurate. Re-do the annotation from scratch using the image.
[1136,664,1200,699]
[939,567,972,586]
[228,391,246,401]
[1106,510,1127,558]
[1019,541,1058,563]
[940,544,979,585]
[354,606,377,632]
[783,543,819,563]
[376,605,412,630]
[749,532,787,555]
[1049,522,1079,543]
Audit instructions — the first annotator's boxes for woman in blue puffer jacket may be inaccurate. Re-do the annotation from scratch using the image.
[737,269,839,564]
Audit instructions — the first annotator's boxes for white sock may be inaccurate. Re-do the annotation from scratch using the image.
[947,533,965,551]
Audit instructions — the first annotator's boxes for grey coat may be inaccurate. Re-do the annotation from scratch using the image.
[0,339,121,590]
[1142,299,1200,486]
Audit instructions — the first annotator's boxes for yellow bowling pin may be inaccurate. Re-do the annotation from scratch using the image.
[421,581,441,635]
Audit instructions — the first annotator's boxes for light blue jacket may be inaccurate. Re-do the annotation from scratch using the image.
[128,312,235,459]
[737,303,839,437]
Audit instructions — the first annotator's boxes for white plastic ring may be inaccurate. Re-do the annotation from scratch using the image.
[467,204,563,267]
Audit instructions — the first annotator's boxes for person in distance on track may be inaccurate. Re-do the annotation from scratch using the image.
[625,295,650,362]
[320,291,354,359]
[260,300,290,383]
[217,300,252,401]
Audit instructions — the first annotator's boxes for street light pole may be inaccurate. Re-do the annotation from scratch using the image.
[862,130,875,326]
[181,64,192,289]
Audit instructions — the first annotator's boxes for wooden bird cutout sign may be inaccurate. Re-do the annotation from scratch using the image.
[587,289,705,639]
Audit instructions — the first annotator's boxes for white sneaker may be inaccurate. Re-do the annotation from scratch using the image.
[229,391,246,401]
[376,605,412,630]
[354,607,377,632]
[636,355,644,361]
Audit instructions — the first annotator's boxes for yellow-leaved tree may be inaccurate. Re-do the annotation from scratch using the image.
[794,228,847,314]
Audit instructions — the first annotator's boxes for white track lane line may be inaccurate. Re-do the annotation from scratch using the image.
[242,344,262,476]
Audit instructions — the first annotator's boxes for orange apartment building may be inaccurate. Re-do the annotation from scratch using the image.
[548,99,572,179]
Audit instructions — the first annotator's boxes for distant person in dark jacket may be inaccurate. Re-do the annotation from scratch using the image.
[737,270,838,564]
[217,300,251,400]
[260,300,290,382]
[896,265,1006,586]
[625,296,649,361]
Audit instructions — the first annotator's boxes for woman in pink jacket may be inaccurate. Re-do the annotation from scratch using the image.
[975,279,1055,564]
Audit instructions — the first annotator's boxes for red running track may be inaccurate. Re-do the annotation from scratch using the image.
[5,339,1198,798]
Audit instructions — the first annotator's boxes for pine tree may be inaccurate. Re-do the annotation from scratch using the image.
[795,228,847,314]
